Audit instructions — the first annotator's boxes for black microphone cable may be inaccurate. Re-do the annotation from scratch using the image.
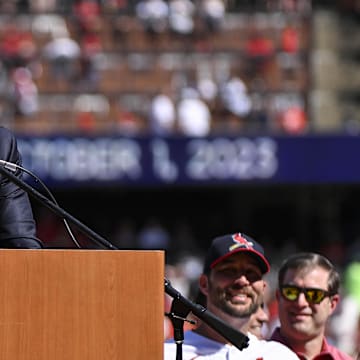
[0,159,82,249]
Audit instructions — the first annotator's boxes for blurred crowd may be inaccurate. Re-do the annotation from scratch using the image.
[0,0,310,135]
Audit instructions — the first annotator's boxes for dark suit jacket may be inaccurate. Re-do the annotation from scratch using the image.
[0,127,43,248]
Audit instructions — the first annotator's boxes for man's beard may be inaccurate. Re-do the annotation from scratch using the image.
[209,284,259,318]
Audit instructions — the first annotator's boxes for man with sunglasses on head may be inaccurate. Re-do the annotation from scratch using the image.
[164,232,298,359]
[0,126,43,248]
[270,252,353,360]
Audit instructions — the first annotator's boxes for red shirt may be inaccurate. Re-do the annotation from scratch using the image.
[270,327,354,360]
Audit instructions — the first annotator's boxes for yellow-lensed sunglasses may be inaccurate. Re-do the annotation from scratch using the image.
[280,285,334,304]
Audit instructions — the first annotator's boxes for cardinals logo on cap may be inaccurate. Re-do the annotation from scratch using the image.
[229,233,254,251]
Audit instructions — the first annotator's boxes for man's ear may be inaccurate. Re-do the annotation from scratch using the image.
[199,274,209,297]
[329,294,340,314]
[263,280,267,291]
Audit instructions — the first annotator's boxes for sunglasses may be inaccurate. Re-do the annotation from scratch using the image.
[280,285,334,304]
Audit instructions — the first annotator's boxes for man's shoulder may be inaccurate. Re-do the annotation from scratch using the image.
[326,342,354,360]
[0,127,12,139]
[165,332,299,360]
[0,127,15,158]
[245,334,299,359]
[164,331,226,359]
[165,330,223,349]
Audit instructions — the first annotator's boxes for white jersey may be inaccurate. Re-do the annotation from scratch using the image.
[164,330,298,360]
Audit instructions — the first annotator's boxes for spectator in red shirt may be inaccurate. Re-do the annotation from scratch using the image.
[270,252,353,360]
[281,25,300,54]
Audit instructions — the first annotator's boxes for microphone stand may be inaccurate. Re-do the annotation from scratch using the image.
[0,165,117,250]
[164,279,249,354]
[165,296,192,360]
[0,165,249,355]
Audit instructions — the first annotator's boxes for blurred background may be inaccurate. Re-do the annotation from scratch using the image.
[2,0,360,352]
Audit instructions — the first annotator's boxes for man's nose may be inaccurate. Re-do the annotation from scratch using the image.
[259,311,269,323]
[297,291,310,305]
[234,274,250,285]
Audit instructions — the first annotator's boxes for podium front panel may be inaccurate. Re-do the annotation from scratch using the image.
[0,249,164,360]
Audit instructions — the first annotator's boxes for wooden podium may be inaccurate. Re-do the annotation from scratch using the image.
[0,249,164,360]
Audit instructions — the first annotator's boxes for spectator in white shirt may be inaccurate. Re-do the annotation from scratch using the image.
[177,87,211,137]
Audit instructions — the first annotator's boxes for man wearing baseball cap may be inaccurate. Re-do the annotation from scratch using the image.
[164,232,298,359]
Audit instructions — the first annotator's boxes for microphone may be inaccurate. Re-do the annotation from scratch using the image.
[0,159,18,172]
[164,279,249,351]
[0,159,82,248]
[0,160,117,250]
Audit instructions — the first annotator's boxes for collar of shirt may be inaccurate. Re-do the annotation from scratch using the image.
[270,327,353,360]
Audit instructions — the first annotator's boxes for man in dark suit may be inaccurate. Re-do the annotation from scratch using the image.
[0,127,43,248]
